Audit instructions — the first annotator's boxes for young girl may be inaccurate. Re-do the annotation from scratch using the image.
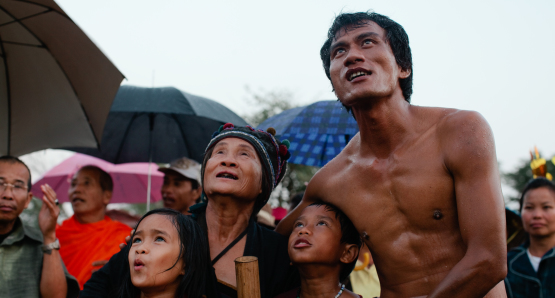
[120,208,208,298]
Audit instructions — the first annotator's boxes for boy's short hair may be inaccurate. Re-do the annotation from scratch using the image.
[309,200,362,282]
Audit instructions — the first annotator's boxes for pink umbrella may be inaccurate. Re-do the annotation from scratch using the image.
[31,153,163,204]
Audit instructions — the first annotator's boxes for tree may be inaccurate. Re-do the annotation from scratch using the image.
[242,87,319,207]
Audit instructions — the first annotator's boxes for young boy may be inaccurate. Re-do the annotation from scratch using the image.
[277,201,362,298]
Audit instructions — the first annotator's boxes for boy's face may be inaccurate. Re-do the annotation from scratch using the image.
[288,205,346,265]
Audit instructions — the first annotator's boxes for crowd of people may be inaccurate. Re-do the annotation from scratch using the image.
[1,10,554,298]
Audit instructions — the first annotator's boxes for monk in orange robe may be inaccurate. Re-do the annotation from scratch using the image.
[56,165,131,289]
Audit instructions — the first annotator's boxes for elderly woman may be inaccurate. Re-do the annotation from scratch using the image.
[80,124,298,298]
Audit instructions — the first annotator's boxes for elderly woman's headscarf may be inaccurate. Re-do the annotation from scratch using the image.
[201,123,291,215]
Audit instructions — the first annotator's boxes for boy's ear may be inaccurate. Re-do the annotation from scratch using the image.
[340,243,359,265]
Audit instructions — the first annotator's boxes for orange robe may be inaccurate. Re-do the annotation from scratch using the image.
[56,215,132,289]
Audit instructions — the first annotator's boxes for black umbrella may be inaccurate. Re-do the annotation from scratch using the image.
[69,85,248,164]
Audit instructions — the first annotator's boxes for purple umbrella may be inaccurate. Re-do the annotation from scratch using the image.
[31,153,163,204]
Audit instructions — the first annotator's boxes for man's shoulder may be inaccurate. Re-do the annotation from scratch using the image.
[411,106,483,129]
[427,107,488,135]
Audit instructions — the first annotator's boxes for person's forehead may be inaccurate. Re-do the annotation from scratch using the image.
[73,168,100,182]
[525,187,555,202]
[301,205,338,221]
[215,137,257,152]
[137,214,177,236]
[0,161,30,182]
[332,21,385,43]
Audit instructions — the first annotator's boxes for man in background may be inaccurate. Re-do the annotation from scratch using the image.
[56,165,131,289]
[158,157,202,215]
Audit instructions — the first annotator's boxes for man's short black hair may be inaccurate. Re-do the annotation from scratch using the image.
[320,11,413,104]
[308,200,362,282]
[79,165,113,192]
[519,178,555,212]
[0,155,32,191]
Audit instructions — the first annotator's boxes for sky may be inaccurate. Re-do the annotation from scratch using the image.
[23,0,555,193]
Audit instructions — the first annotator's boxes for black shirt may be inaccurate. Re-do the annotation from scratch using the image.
[80,205,299,298]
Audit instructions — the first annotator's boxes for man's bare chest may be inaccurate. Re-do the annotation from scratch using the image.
[320,150,458,236]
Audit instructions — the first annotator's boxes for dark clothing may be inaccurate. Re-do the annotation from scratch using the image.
[81,204,299,298]
[274,288,363,298]
[505,242,555,298]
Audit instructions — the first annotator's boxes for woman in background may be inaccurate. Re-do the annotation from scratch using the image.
[505,178,555,298]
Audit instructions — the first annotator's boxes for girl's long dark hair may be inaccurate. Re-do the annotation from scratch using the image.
[119,208,209,298]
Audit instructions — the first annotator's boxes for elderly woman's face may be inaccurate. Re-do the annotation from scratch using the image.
[204,138,263,201]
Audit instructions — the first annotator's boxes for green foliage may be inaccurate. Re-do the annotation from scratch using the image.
[242,87,297,127]
[242,86,319,207]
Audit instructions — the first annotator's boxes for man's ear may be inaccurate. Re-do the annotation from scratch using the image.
[399,67,411,79]
[102,190,112,205]
[340,243,360,265]
[23,192,33,209]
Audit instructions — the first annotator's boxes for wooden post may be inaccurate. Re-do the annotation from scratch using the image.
[235,256,261,298]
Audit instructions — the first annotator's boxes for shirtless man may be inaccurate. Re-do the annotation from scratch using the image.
[276,12,507,298]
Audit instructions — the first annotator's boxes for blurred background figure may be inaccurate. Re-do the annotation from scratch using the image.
[56,165,132,289]
[347,245,380,298]
[505,178,555,298]
[158,157,202,215]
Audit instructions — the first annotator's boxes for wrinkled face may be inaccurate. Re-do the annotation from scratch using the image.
[289,205,345,265]
[203,138,263,202]
[0,162,32,224]
[161,172,200,214]
[329,22,410,107]
[521,187,555,238]
[129,214,183,293]
[68,168,110,216]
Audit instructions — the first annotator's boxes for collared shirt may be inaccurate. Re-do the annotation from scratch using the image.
[0,218,79,298]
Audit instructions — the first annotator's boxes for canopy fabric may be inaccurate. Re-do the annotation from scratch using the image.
[258,100,358,167]
[66,85,248,164]
[31,153,163,204]
[0,0,124,156]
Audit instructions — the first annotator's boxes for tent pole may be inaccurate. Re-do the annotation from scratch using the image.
[147,159,151,212]
[146,113,154,212]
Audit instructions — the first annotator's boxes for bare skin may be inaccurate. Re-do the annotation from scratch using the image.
[277,21,507,298]
[204,137,263,287]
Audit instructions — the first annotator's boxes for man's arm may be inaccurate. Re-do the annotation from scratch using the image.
[428,111,507,298]
[39,185,67,298]
[275,177,320,235]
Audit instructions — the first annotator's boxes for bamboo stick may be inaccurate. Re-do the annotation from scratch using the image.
[235,256,261,298]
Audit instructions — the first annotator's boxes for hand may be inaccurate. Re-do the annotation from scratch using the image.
[91,260,109,273]
[119,230,133,250]
[38,184,59,243]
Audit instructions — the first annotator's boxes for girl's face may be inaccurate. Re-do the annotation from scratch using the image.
[129,214,184,294]
[521,187,555,237]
